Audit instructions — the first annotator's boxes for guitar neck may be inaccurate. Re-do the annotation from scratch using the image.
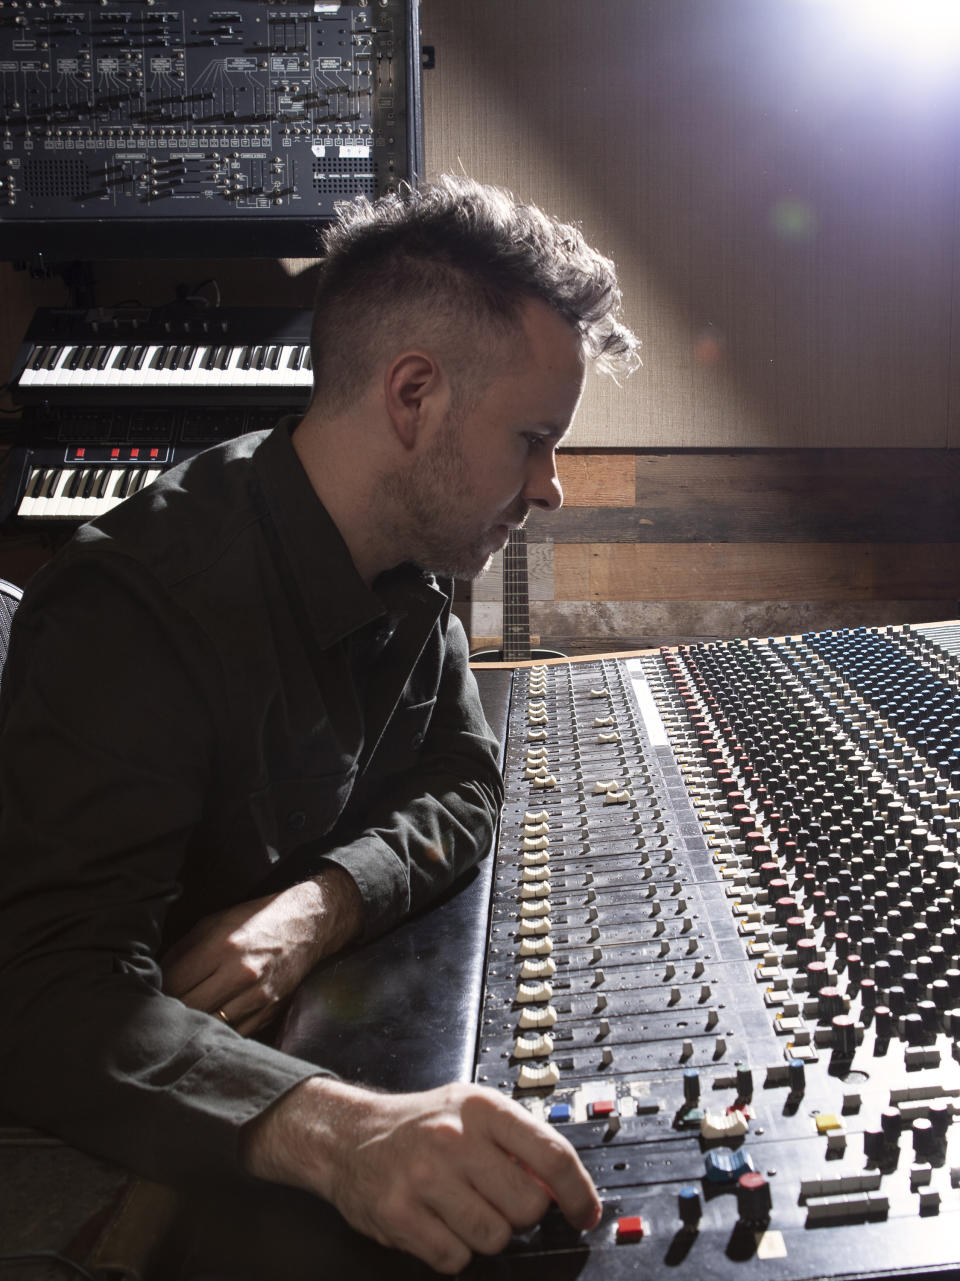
[502,528,531,663]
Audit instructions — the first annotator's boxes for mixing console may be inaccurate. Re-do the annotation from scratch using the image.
[475,623,960,1280]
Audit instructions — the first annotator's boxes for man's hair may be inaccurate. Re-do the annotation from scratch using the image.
[309,174,640,415]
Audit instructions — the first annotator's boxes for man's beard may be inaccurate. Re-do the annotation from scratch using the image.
[377,419,525,580]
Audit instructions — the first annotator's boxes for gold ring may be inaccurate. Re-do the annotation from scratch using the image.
[216,1008,231,1025]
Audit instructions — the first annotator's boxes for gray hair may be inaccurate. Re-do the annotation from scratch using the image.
[309,174,640,413]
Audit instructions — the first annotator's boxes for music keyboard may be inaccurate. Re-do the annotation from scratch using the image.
[10,307,314,407]
[1,404,286,526]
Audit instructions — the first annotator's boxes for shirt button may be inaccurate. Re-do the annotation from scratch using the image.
[287,810,307,831]
[411,731,425,750]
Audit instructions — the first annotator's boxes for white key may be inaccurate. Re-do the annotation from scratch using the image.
[37,467,74,519]
[42,346,80,389]
[100,468,132,514]
[16,465,48,518]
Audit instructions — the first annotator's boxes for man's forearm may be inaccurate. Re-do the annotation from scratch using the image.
[161,863,366,1035]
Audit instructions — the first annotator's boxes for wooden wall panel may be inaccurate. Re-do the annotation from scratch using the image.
[555,543,960,604]
[468,449,960,654]
[422,0,959,448]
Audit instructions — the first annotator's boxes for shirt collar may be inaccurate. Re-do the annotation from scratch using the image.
[252,422,447,651]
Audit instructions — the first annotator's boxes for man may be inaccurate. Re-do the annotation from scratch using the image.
[0,176,639,1275]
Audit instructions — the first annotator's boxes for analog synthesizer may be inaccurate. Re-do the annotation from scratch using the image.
[0,0,421,257]
[465,621,960,1280]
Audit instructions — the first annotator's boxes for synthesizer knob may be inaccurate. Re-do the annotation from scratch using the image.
[677,1185,702,1228]
[736,1171,772,1224]
[682,1068,700,1104]
[788,1058,806,1094]
[912,1117,935,1158]
[880,1107,902,1143]
[831,1014,856,1056]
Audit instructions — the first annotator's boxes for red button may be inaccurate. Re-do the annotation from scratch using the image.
[130,447,140,459]
[75,447,85,459]
[149,447,159,459]
[110,447,120,458]
[590,1099,616,1118]
[616,1215,645,1242]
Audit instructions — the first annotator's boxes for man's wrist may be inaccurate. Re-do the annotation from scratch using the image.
[239,1075,366,1199]
[307,862,365,959]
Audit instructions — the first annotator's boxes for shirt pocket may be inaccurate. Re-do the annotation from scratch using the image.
[248,766,358,865]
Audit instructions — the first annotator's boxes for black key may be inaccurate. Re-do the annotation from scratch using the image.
[267,344,281,370]
[66,346,84,371]
[216,345,231,370]
[95,345,111,370]
[81,468,99,499]
[96,469,112,499]
[304,348,312,369]
[43,345,64,371]
[288,346,302,370]
[179,345,197,370]
[65,468,84,499]
[26,345,48,371]
[253,344,266,370]
[82,346,98,371]
[131,344,148,370]
[150,346,167,370]
[239,345,252,370]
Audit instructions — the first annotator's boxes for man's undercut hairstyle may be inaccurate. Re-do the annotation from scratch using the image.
[309,174,640,415]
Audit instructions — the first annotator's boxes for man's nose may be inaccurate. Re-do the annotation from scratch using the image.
[524,453,563,512]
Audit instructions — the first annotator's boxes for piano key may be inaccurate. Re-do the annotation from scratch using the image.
[43,346,78,387]
[48,468,82,519]
[16,466,46,518]
[13,325,313,399]
[18,346,51,385]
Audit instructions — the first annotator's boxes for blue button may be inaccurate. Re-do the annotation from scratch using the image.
[548,1103,572,1124]
[704,1148,754,1183]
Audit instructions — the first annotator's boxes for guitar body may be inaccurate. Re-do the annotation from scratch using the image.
[468,646,567,662]
[467,529,567,663]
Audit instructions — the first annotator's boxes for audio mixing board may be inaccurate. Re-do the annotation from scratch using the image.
[474,623,960,1280]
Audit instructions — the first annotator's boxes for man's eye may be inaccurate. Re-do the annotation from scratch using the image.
[524,434,548,450]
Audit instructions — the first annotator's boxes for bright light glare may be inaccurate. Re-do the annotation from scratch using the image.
[835,0,960,70]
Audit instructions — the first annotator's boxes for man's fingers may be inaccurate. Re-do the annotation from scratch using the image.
[384,1207,472,1277]
[466,1152,552,1233]
[481,1098,601,1230]
[161,935,220,997]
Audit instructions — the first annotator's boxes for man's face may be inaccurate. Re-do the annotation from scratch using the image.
[392,299,586,579]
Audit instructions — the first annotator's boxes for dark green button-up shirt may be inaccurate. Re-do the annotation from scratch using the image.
[0,424,502,1182]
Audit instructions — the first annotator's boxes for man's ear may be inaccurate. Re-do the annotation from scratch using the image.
[383,350,448,450]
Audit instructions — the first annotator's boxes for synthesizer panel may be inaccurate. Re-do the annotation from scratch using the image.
[0,0,421,257]
[477,624,960,1280]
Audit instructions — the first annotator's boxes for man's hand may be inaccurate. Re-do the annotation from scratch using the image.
[241,1077,602,1274]
[161,864,364,1035]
